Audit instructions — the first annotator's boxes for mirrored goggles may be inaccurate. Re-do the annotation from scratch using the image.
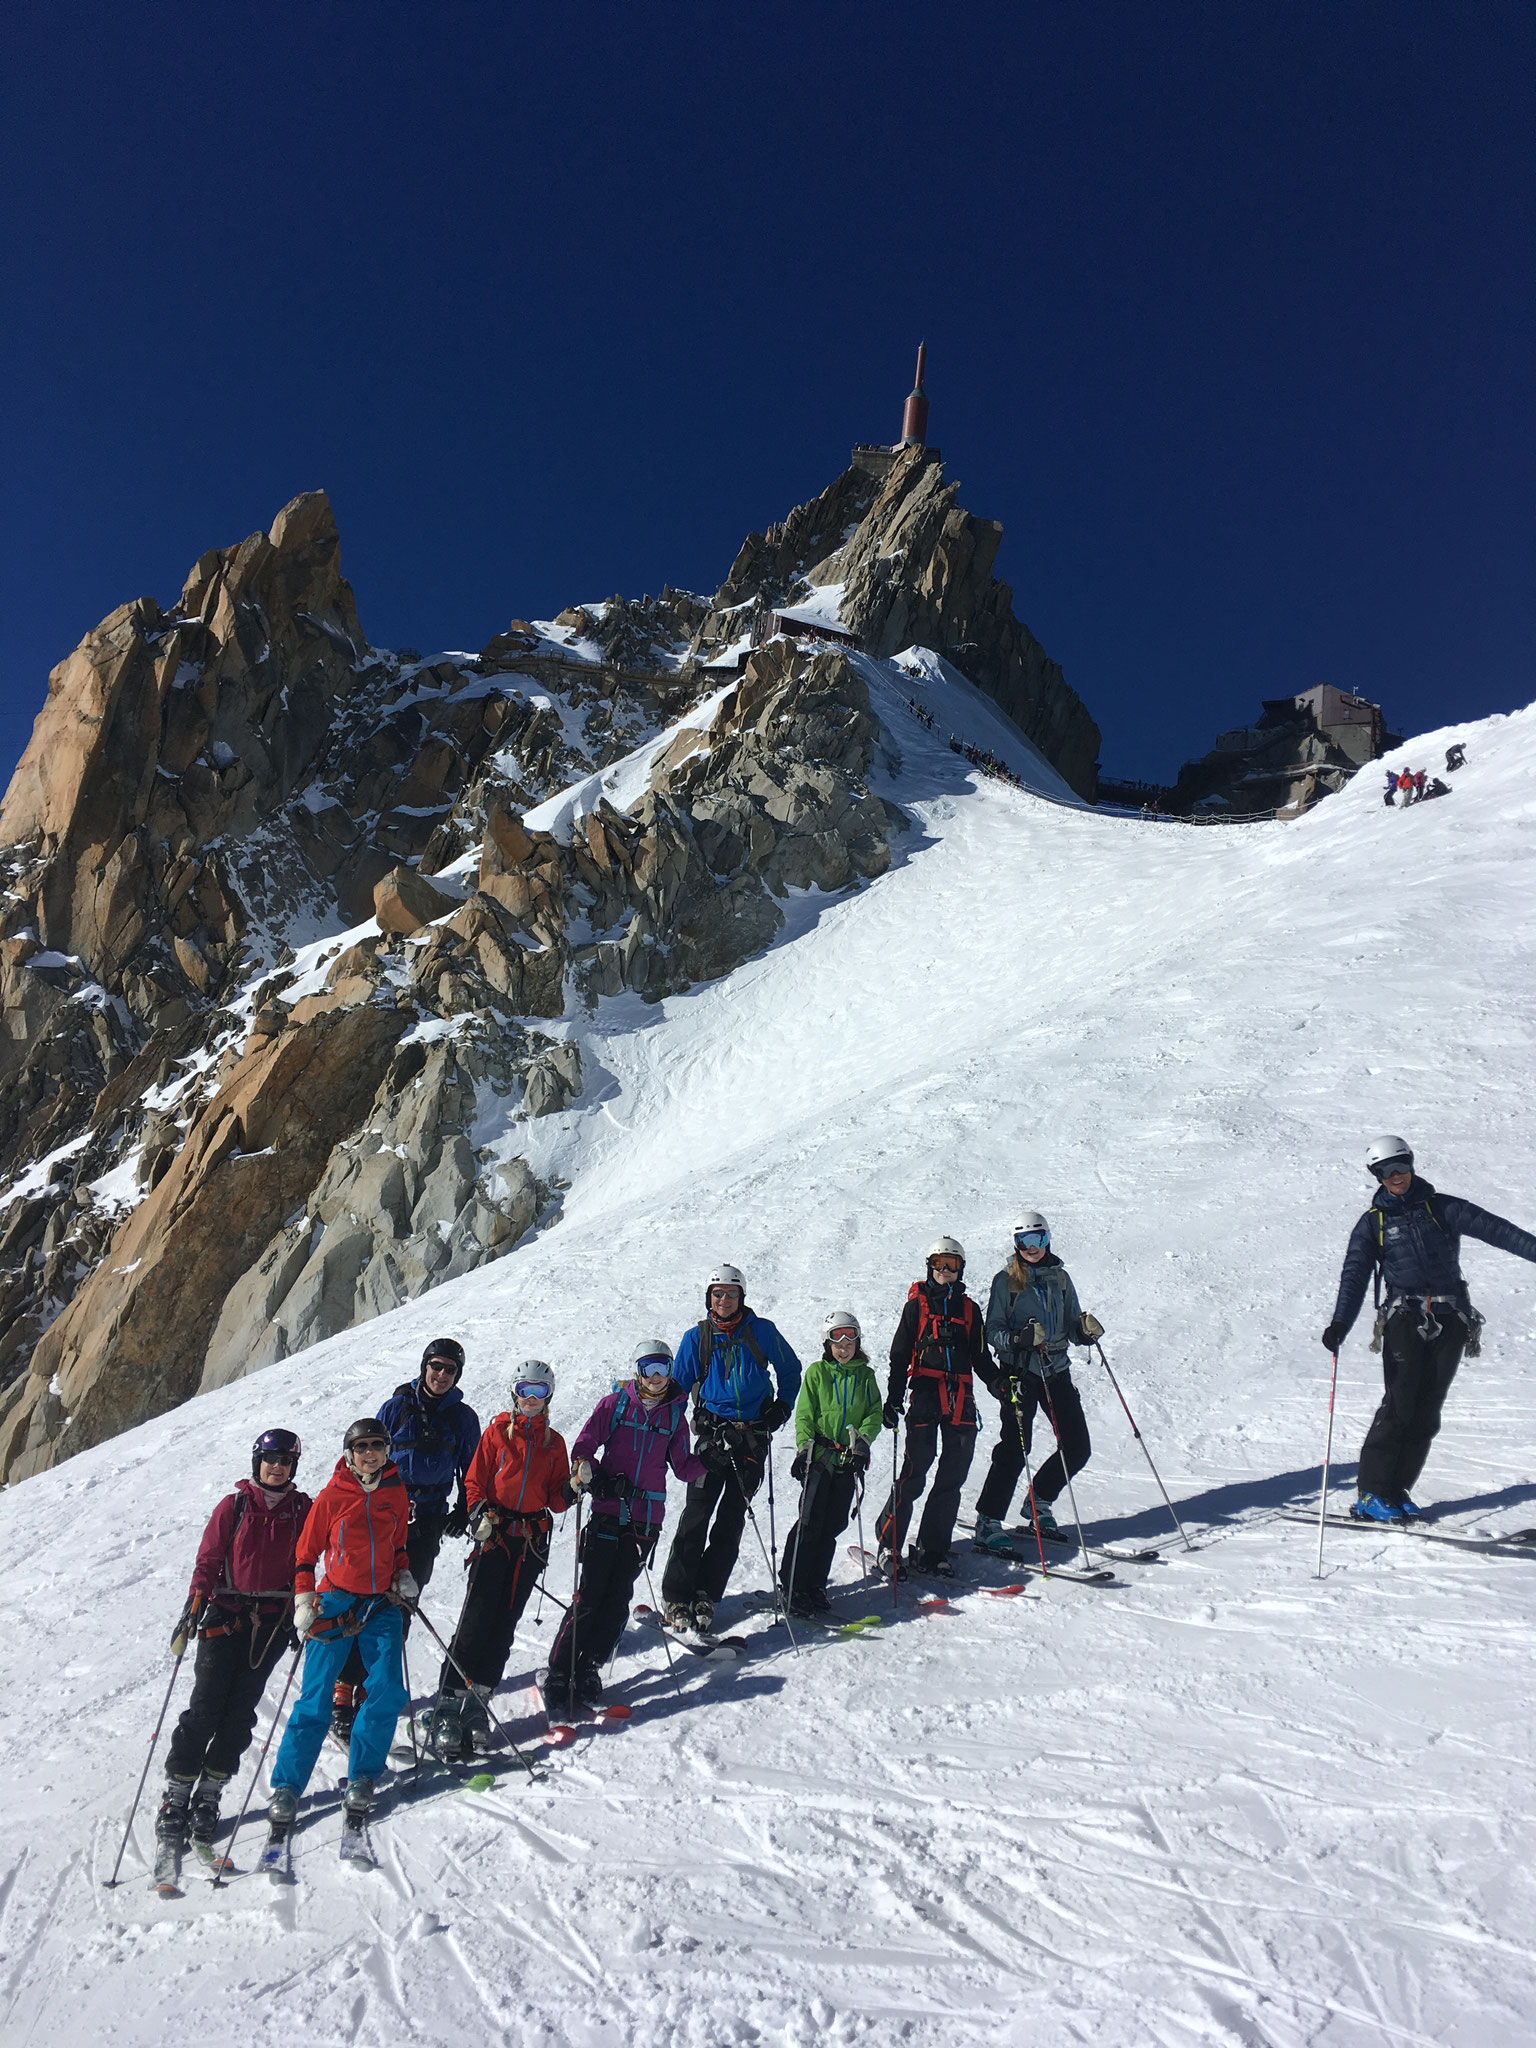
[635,1358,672,1377]
[514,1381,552,1402]
[1014,1229,1050,1251]
[827,1328,859,1344]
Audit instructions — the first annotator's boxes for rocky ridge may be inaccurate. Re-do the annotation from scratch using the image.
[0,458,1082,1479]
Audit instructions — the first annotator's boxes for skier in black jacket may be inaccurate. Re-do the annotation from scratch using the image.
[874,1236,991,1575]
[1322,1136,1536,1521]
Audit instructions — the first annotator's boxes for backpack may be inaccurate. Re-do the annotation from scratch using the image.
[904,1284,978,1423]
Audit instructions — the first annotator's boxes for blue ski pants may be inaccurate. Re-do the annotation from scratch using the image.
[271,1591,406,1791]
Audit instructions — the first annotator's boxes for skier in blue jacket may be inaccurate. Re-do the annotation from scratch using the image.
[1323,1136,1536,1521]
[659,1263,801,1634]
[333,1336,480,1737]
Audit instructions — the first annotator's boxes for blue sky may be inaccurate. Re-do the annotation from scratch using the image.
[1,1,1530,784]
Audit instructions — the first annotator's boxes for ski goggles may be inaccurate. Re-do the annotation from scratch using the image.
[826,1327,859,1344]
[1371,1160,1412,1180]
[1013,1229,1050,1251]
[929,1257,961,1275]
[513,1380,552,1402]
[635,1357,672,1377]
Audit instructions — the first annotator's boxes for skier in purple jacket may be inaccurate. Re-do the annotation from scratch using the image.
[543,1340,704,1715]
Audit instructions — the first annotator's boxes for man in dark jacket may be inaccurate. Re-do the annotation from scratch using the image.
[875,1235,991,1576]
[1323,1136,1536,1521]
[333,1337,480,1737]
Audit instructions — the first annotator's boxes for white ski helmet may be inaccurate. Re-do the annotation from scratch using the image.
[925,1235,965,1267]
[1365,1135,1414,1179]
[823,1308,862,1342]
[512,1360,556,1402]
[707,1264,745,1291]
[633,1337,674,1372]
[1013,1211,1049,1237]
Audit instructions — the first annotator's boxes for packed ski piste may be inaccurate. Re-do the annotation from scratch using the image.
[5,685,1536,2046]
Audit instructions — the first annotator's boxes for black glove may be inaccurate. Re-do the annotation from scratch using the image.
[790,1449,808,1483]
[978,1365,1001,1399]
[170,1591,204,1657]
[758,1396,793,1433]
[443,1484,470,1539]
[1321,1322,1346,1352]
[850,1437,871,1469]
[592,1468,633,1502]
[882,1398,903,1430]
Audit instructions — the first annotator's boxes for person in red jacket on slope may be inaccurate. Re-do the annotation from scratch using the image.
[155,1427,310,1857]
[266,1419,414,1830]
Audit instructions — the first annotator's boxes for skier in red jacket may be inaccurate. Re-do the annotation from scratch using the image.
[155,1427,310,1858]
[266,1419,415,1830]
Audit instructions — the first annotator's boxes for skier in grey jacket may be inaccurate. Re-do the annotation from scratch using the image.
[974,1213,1103,1553]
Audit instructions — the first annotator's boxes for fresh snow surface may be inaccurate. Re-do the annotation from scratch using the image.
[3,693,1536,2047]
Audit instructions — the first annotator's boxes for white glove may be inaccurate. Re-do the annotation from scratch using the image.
[1078,1312,1104,1342]
[293,1592,316,1637]
[470,1506,498,1545]
[394,1570,419,1605]
[572,1459,593,1495]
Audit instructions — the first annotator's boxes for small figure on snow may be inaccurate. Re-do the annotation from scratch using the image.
[779,1310,883,1614]
[156,1428,310,1858]
[874,1237,989,1577]
[1445,743,1466,773]
[1382,768,1398,807]
[1412,769,1427,803]
[1422,777,1451,801]
[1321,1137,1536,1522]
[660,1266,801,1634]
[973,1215,1105,1555]
[1397,769,1415,803]
[425,1364,570,1758]
[267,1419,415,1834]
[332,1337,480,1742]
[547,1340,705,1712]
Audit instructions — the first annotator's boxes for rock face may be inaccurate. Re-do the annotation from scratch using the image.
[0,458,1080,1480]
[690,447,1101,799]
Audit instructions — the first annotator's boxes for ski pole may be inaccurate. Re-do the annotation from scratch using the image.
[104,1627,193,1886]
[765,1430,781,1598]
[783,1455,816,1611]
[847,1426,870,1588]
[889,1418,901,1607]
[641,1551,686,1703]
[568,1492,584,1698]
[400,1629,420,1770]
[213,1636,304,1888]
[727,1444,798,1654]
[402,1600,539,1780]
[1010,1384,1051,1576]
[1038,1366,1096,1569]
[1093,1342,1191,1550]
[1316,1348,1341,1580]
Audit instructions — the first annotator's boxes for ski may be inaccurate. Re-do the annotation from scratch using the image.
[982,1582,1035,1599]
[633,1604,749,1658]
[847,1543,960,1588]
[338,1812,377,1868]
[152,1838,183,1898]
[962,1517,1159,1565]
[743,1589,883,1638]
[1281,1507,1536,1555]
[258,1823,294,1884]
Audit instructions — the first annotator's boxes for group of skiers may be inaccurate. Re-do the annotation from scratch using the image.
[148,1145,1536,1873]
[1384,744,1465,808]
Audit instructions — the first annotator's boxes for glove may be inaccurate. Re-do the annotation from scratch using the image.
[849,1437,871,1469]
[1027,1320,1047,1350]
[882,1398,903,1430]
[170,1590,204,1657]
[1321,1322,1345,1353]
[978,1364,1001,1398]
[1077,1312,1104,1342]
[758,1396,793,1433]
[444,1485,470,1539]
[789,1449,808,1483]
[293,1591,317,1638]
[469,1505,498,1545]
[571,1458,594,1495]
[591,1468,633,1502]
[393,1569,419,1606]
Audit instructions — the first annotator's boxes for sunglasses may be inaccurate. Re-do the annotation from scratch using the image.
[424,1358,460,1374]
[349,1440,388,1456]
[514,1382,552,1402]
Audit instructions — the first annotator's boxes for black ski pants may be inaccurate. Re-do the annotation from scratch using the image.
[341,1500,447,1688]
[1357,1311,1465,1501]
[439,1527,546,1697]
[549,1519,655,1681]
[661,1445,764,1605]
[166,1607,291,1781]
[876,1417,976,1559]
[781,1461,860,1604]
[976,1369,1091,1520]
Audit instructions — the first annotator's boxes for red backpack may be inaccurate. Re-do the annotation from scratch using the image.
[904,1283,978,1422]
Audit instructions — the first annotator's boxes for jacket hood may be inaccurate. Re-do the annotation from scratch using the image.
[234,1475,299,1512]
[626,1374,684,1411]
[491,1409,556,1444]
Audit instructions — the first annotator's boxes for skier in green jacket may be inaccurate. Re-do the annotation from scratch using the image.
[779,1310,884,1614]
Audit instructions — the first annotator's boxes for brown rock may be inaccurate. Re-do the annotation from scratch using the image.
[373,865,458,935]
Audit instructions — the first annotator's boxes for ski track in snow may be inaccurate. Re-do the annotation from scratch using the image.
[2,677,1535,2046]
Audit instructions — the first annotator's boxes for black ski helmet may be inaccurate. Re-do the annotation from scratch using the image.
[420,1337,465,1381]
[343,1417,389,1452]
[251,1427,302,1479]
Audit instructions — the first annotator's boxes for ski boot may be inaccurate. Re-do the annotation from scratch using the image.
[1397,1494,1423,1520]
[973,1514,1013,1556]
[664,1601,692,1634]
[876,1544,907,1582]
[1027,1501,1061,1539]
[1351,1493,1406,1524]
[538,1666,576,1720]
[189,1769,229,1846]
[425,1693,468,1762]
[692,1596,715,1637]
[343,1775,375,1819]
[907,1545,955,1578]
[463,1683,495,1755]
[340,1777,376,1865]
[331,1681,358,1744]
[574,1659,604,1709]
[155,1773,196,1846]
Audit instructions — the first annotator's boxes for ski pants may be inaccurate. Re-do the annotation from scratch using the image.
[549,1519,656,1681]
[1357,1310,1465,1501]
[166,1606,291,1781]
[781,1460,860,1604]
[341,1500,446,1687]
[876,1416,976,1558]
[439,1525,547,1696]
[271,1592,406,1792]
[661,1445,764,1605]
[976,1369,1091,1520]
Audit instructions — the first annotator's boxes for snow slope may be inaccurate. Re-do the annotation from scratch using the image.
[3,691,1536,2048]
